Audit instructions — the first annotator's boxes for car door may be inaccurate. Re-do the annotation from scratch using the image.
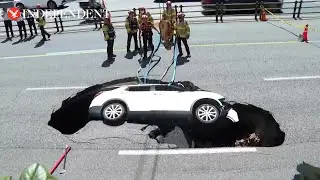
[152,85,184,112]
[122,86,157,113]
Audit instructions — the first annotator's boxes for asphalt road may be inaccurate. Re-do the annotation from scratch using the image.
[1,20,320,179]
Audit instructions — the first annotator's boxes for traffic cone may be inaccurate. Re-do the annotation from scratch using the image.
[260,9,268,21]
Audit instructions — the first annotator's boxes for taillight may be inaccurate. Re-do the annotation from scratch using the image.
[202,0,212,4]
[94,92,103,98]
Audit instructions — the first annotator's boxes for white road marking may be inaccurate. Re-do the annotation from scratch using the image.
[264,76,320,81]
[1,40,320,60]
[118,147,257,155]
[25,86,88,91]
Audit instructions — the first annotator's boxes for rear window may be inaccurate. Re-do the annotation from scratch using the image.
[127,86,150,91]
[101,86,119,91]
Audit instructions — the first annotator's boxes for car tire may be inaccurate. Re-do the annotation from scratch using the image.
[193,101,220,124]
[47,0,57,9]
[15,3,24,9]
[101,101,127,126]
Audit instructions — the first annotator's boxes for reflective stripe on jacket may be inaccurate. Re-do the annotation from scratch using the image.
[125,17,138,33]
[138,13,153,25]
[175,20,190,38]
[102,24,116,41]
[162,8,176,22]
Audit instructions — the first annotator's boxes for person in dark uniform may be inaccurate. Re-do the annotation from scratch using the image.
[139,15,159,60]
[125,10,139,52]
[26,9,37,36]
[2,8,14,39]
[16,8,27,39]
[102,15,116,59]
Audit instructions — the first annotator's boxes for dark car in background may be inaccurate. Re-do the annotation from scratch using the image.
[0,0,14,8]
[201,0,283,14]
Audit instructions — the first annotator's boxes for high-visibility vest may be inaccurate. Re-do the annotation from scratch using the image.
[38,17,46,26]
[102,24,115,41]
[138,13,153,25]
[125,16,138,33]
[175,20,190,38]
[162,8,176,22]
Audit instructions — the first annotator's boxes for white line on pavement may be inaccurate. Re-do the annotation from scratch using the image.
[118,147,257,155]
[25,86,88,90]
[264,76,320,81]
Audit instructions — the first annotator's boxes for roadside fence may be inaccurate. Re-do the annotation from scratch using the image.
[0,0,319,36]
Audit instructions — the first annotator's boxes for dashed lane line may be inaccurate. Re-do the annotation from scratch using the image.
[118,147,258,156]
[264,75,320,81]
[1,40,319,60]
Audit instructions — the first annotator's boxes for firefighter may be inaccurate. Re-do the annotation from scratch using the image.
[2,7,14,39]
[26,9,37,36]
[138,6,153,25]
[162,1,176,44]
[102,15,116,59]
[125,10,139,52]
[175,12,190,57]
[139,15,159,60]
[162,1,176,24]
[16,8,27,39]
[36,5,50,41]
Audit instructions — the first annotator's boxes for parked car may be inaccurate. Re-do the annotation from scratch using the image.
[0,0,14,8]
[201,0,283,14]
[13,0,67,9]
[88,83,238,126]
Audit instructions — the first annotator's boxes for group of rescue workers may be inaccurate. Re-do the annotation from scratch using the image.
[102,1,191,60]
[2,5,51,41]
[2,1,191,61]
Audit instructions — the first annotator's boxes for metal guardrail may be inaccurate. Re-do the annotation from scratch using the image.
[0,0,319,35]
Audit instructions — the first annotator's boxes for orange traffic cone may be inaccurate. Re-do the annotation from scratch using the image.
[260,9,268,21]
[302,24,309,43]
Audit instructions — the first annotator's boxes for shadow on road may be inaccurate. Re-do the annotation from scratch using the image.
[24,35,36,42]
[48,77,285,148]
[1,37,12,43]
[34,39,45,48]
[293,162,320,180]
[177,57,190,66]
[12,38,24,45]
[101,58,115,67]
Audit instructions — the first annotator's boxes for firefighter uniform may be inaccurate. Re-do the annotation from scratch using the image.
[2,8,14,39]
[162,1,176,23]
[175,12,190,57]
[102,17,116,59]
[138,7,154,25]
[139,15,155,59]
[26,10,37,36]
[125,10,139,52]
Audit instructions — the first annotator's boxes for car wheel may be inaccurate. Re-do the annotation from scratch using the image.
[194,103,220,124]
[47,0,57,9]
[101,102,127,126]
[15,3,24,9]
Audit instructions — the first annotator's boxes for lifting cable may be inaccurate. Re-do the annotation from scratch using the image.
[137,2,163,84]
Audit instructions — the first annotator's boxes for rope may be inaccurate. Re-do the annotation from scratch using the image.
[262,6,320,32]
[143,32,162,83]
